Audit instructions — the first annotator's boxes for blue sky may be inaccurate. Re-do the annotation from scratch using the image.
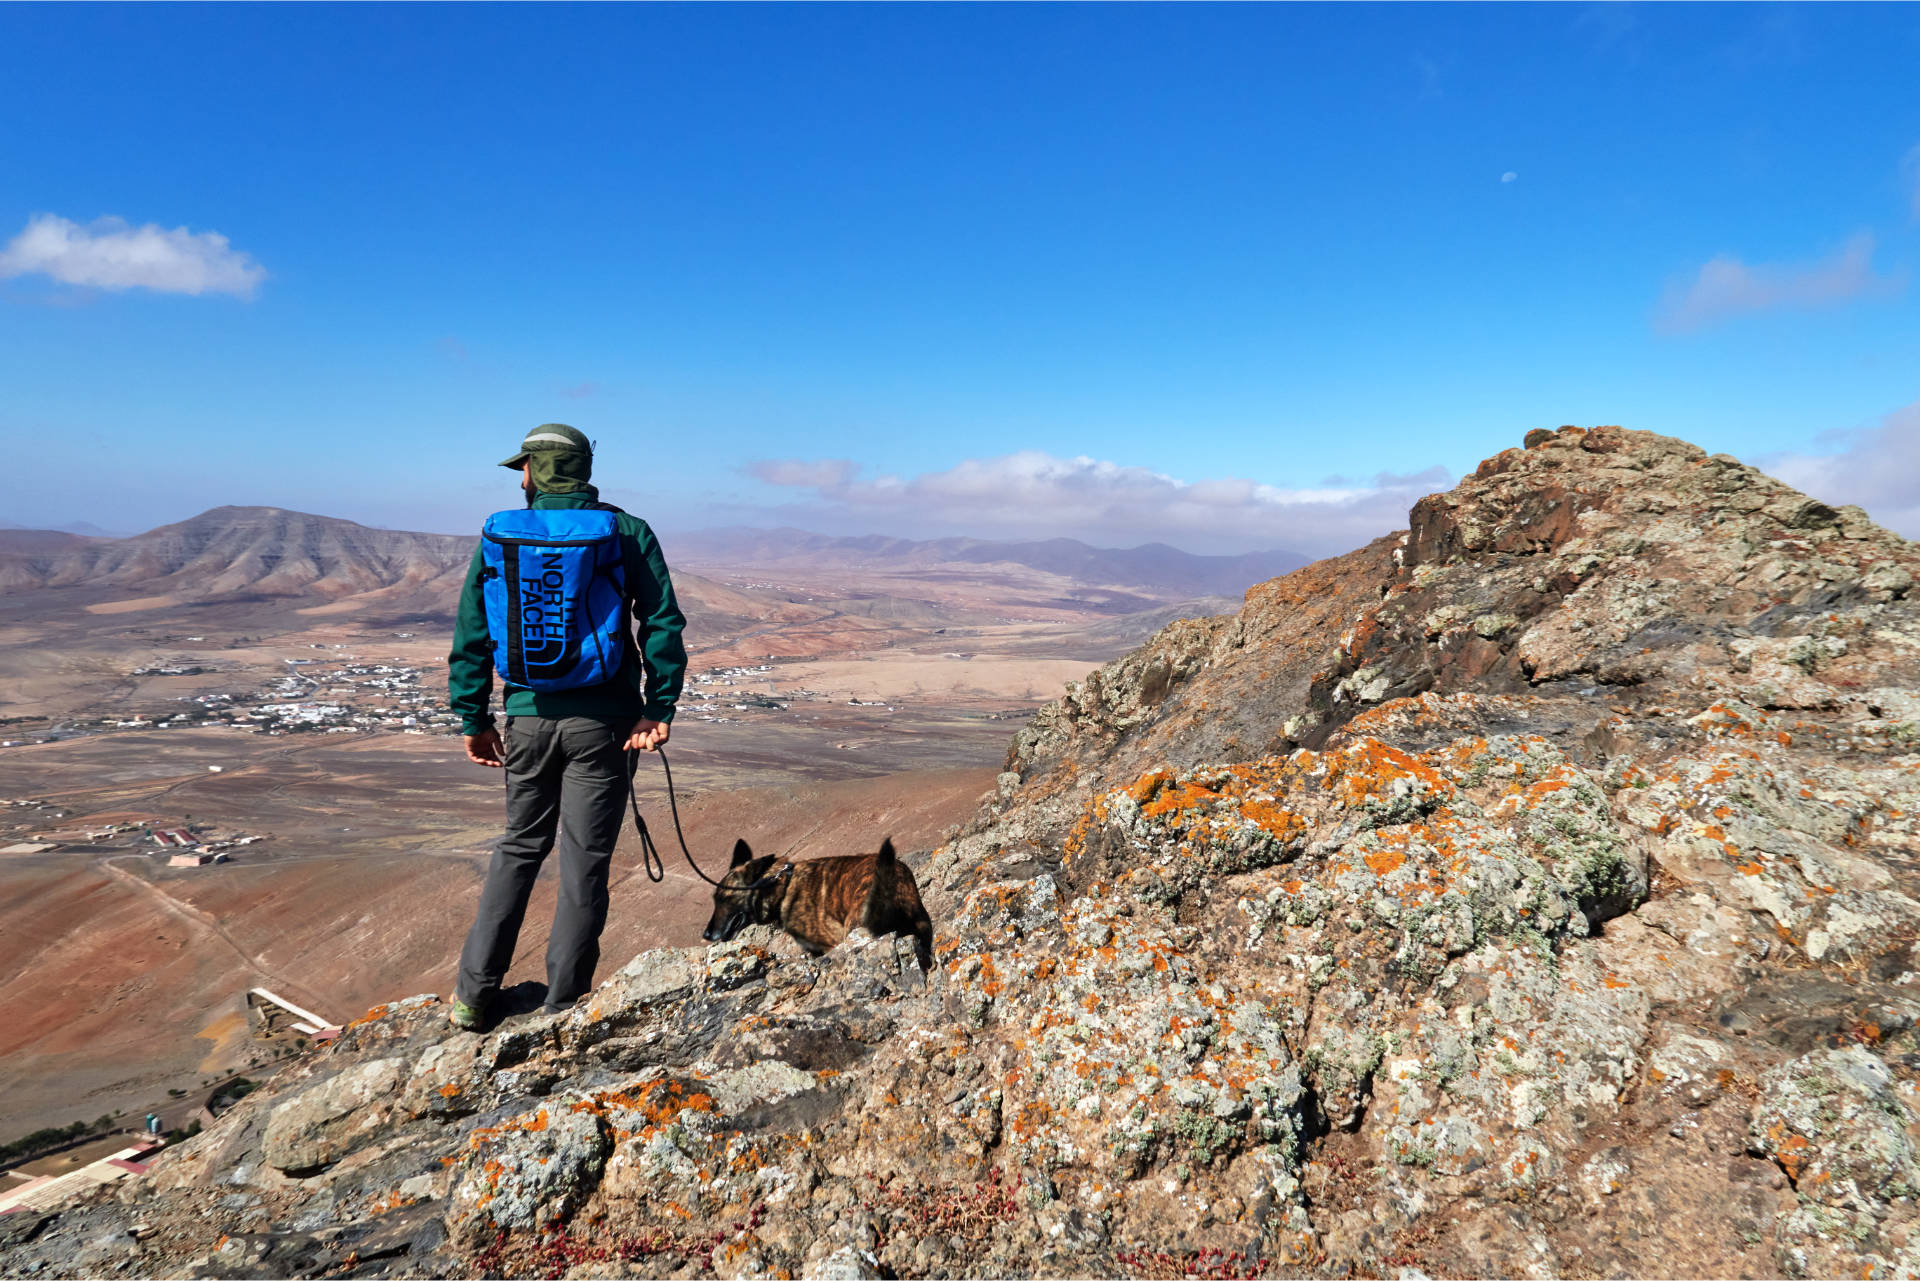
[3,3,1918,554]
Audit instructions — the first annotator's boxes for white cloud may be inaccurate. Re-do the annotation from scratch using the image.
[1501,172,1518,184]
[744,450,1450,555]
[1764,398,1920,539]
[0,213,265,297]
[1655,232,1900,333]
[746,458,861,489]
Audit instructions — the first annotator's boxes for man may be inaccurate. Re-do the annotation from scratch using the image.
[445,423,687,1030]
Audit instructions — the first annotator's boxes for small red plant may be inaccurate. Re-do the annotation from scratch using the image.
[1113,1243,1273,1280]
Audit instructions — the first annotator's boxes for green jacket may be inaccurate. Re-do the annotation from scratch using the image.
[447,490,687,734]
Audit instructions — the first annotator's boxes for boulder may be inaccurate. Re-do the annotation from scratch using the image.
[260,1056,407,1173]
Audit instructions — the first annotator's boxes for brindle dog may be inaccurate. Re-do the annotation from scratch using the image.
[703,837,934,970]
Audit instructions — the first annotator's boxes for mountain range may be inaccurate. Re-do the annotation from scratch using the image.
[671,526,1307,597]
[0,519,128,539]
[0,508,1304,603]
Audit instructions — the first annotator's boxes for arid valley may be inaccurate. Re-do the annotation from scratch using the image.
[0,508,1294,1145]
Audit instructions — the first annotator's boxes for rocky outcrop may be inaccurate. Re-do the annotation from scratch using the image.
[1012,424,1917,786]
[7,425,1920,1280]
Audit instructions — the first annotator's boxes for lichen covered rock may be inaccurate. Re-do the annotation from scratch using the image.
[1752,1047,1920,1211]
[449,1100,610,1244]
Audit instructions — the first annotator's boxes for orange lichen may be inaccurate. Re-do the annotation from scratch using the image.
[467,1106,553,1155]
[1141,778,1223,820]
[1694,822,1742,860]
[344,1003,391,1031]
[565,1081,715,1143]
[1129,770,1174,804]
[1322,740,1451,808]
[1766,1124,1810,1181]
[1364,847,1406,876]
[1240,799,1305,841]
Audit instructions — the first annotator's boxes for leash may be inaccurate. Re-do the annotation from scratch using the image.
[625,745,727,886]
[624,745,792,903]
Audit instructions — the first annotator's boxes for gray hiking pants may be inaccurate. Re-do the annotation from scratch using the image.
[455,715,628,1009]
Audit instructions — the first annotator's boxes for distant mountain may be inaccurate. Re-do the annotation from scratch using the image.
[0,508,1307,613]
[0,528,97,556]
[0,506,474,599]
[671,527,1308,599]
[0,518,128,538]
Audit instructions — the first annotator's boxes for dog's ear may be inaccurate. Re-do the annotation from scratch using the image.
[731,839,755,868]
[876,837,896,865]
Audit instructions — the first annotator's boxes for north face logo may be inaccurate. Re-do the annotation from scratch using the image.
[519,552,570,668]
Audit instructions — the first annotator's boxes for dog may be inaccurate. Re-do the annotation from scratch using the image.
[703,837,934,971]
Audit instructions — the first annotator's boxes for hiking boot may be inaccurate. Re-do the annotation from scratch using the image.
[448,998,487,1031]
[539,997,578,1017]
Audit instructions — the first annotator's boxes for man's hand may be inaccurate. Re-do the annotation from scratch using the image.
[464,727,506,767]
[624,719,671,752]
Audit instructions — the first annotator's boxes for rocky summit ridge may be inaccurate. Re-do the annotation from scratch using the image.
[6,425,1920,1280]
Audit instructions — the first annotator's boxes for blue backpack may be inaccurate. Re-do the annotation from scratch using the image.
[479,507,628,692]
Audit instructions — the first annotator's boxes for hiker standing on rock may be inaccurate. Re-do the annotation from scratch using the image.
[445,423,687,1030]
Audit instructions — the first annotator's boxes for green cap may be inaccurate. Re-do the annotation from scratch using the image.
[499,422,591,469]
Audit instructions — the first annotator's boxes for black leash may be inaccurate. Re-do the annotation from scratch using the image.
[625,745,726,886]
